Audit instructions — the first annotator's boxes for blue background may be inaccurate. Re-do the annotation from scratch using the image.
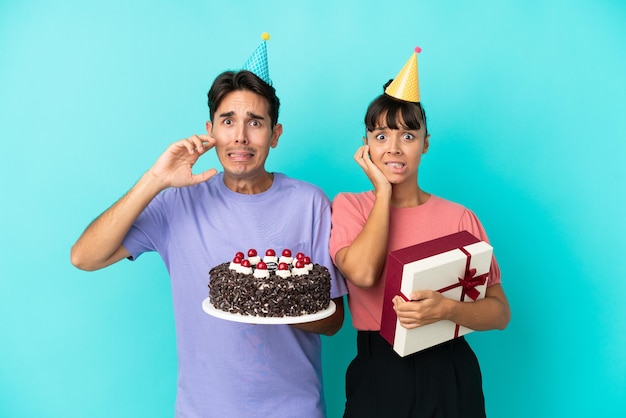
[1,0,625,416]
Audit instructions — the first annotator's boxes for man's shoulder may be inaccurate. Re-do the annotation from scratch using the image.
[155,176,219,206]
[275,173,328,196]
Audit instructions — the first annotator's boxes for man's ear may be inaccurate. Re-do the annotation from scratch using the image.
[206,121,214,137]
[270,123,283,148]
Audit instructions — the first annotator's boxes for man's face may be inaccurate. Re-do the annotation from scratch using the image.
[206,90,282,192]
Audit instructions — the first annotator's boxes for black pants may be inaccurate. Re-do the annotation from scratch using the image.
[344,331,486,418]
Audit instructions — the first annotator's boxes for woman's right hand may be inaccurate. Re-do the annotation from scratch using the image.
[354,144,391,198]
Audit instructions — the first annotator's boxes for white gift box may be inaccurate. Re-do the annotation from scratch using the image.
[380,231,493,357]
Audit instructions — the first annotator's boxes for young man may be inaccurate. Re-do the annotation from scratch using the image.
[71,68,347,417]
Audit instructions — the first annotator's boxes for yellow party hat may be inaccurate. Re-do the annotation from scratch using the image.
[385,46,422,102]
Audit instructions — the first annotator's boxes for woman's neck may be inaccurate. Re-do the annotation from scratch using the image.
[390,181,429,208]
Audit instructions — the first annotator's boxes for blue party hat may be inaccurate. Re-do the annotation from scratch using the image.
[242,32,271,84]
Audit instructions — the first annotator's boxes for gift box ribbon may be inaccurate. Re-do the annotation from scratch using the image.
[399,246,488,337]
[436,247,488,301]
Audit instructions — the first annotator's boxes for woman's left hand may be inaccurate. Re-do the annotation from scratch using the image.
[392,290,453,329]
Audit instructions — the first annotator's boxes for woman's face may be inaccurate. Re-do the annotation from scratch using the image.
[365,113,430,185]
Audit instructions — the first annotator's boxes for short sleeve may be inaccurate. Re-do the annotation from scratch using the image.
[459,209,502,286]
[122,192,169,260]
[329,192,372,264]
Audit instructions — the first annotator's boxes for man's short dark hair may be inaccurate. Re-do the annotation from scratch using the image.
[208,70,280,128]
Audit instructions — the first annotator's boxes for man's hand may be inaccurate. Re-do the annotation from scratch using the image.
[149,134,218,189]
[70,134,219,272]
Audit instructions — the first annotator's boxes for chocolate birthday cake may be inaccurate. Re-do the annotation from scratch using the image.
[208,249,332,317]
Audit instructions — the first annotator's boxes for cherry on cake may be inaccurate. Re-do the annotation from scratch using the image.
[208,248,331,317]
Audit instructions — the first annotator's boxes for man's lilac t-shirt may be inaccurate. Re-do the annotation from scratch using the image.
[123,172,347,418]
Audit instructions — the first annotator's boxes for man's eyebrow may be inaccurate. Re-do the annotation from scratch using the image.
[217,111,234,118]
[217,111,265,120]
[248,111,265,120]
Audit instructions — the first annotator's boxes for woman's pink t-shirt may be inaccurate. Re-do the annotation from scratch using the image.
[329,192,501,331]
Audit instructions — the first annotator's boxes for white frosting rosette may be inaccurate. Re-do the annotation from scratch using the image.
[275,269,292,278]
[303,256,314,271]
[238,260,253,275]
[275,262,292,278]
[292,252,306,266]
[292,260,309,276]
[229,255,243,270]
[253,267,270,279]
[279,249,293,265]
[263,249,278,264]
[247,249,261,265]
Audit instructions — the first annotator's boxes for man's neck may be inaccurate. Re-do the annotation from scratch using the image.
[223,172,274,194]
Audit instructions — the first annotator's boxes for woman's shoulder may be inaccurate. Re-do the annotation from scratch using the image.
[334,190,375,202]
[427,195,471,216]
[333,190,375,207]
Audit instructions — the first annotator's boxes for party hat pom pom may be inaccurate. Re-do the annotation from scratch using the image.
[262,32,270,41]
[414,46,422,54]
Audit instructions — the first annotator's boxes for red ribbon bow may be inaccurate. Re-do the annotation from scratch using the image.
[458,267,486,301]
[437,247,488,338]
[400,247,488,303]
[456,248,488,301]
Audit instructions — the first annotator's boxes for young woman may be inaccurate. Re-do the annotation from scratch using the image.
[329,76,510,417]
